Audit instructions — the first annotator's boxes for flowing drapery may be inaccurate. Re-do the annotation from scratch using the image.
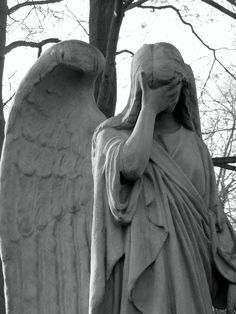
[89,127,236,314]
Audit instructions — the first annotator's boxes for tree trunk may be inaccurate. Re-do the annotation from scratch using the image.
[0,0,7,153]
[0,1,7,313]
[89,0,118,117]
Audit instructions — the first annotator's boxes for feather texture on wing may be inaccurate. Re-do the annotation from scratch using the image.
[0,40,105,314]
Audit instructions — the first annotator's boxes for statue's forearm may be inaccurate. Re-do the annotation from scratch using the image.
[122,107,156,180]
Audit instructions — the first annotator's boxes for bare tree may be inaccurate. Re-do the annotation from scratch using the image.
[200,71,236,227]
[1,1,236,313]
[0,0,8,157]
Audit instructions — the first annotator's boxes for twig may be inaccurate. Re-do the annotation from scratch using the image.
[213,156,236,164]
[5,38,60,55]
[63,4,89,36]
[8,0,63,15]
[8,7,34,34]
[213,50,236,79]
[213,163,236,171]
[226,0,236,7]
[3,93,15,107]
[116,49,134,56]
[138,5,236,80]
[125,0,148,11]
[201,0,236,20]
[123,0,135,10]
[202,127,235,135]
[199,59,215,99]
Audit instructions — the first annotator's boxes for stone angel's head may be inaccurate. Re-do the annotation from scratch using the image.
[96,42,201,137]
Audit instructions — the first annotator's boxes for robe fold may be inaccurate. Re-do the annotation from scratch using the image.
[89,126,236,314]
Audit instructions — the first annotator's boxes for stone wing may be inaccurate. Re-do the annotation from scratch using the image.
[0,40,105,314]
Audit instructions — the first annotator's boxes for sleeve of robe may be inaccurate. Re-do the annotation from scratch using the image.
[89,127,168,314]
[200,139,236,308]
[89,127,142,314]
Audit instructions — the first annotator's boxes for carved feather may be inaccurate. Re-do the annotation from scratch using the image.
[0,40,105,314]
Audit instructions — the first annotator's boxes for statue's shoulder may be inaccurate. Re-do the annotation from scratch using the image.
[94,127,131,144]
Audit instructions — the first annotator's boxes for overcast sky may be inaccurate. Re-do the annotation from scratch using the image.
[4,0,236,117]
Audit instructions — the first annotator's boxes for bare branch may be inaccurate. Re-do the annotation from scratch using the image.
[123,0,134,10]
[116,49,134,56]
[3,93,15,108]
[63,4,89,36]
[8,7,34,33]
[138,5,212,49]
[124,0,148,11]
[201,0,236,19]
[213,164,236,171]
[5,38,60,54]
[226,0,236,7]
[212,50,236,79]
[213,156,236,164]
[8,0,63,15]
[199,59,215,99]
[138,5,236,80]
[202,127,235,135]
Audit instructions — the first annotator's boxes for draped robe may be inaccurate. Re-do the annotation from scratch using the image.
[89,126,236,314]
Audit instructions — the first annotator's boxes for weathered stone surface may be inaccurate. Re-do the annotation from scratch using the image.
[89,43,236,314]
[0,40,105,314]
[1,40,236,314]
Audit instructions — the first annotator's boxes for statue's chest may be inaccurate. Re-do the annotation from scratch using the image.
[158,127,205,197]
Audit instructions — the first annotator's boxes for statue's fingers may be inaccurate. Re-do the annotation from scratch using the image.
[173,71,185,82]
[168,76,182,88]
[165,82,182,100]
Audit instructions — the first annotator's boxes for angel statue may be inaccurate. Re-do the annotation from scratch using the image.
[89,43,236,314]
[0,39,236,314]
[0,40,106,314]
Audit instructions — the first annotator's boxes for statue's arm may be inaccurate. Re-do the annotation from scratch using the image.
[122,107,156,180]
[122,73,181,181]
